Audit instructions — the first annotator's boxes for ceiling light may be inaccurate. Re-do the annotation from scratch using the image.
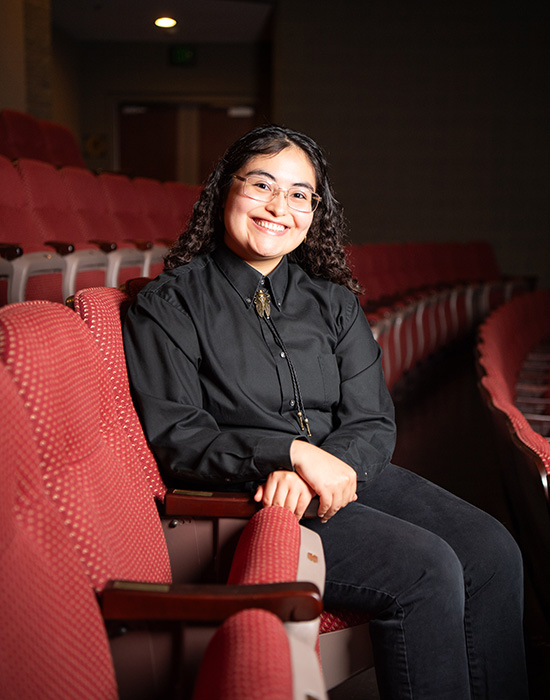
[155,17,177,28]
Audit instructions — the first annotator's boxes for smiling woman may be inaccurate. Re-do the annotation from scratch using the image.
[123,125,529,700]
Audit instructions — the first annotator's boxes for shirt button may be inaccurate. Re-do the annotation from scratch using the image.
[246,297,252,303]
[280,351,285,358]
[289,399,296,407]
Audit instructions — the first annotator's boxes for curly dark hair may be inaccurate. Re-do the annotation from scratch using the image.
[164,124,362,294]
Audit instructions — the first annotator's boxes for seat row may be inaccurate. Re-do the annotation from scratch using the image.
[0,108,87,168]
[477,289,550,442]
[346,241,534,391]
[0,154,201,305]
[475,290,550,636]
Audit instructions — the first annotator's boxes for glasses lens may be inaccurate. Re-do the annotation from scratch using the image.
[243,176,274,202]
[287,187,314,213]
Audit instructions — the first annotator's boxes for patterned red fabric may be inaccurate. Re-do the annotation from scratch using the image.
[0,154,64,296]
[227,506,368,634]
[319,609,369,634]
[193,609,293,700]
[227,505,301,585]
[0,364,118,700]
[0,300,171,591]
[73,286,167,500]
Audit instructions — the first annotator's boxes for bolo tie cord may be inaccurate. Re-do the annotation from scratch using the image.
[254,288,312,437]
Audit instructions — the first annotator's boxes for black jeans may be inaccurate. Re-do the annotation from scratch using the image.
[304,464,528,700]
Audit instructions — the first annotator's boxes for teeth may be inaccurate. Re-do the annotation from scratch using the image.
[255,219,286,233]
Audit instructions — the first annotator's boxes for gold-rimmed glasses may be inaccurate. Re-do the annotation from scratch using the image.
[232,174,321,213]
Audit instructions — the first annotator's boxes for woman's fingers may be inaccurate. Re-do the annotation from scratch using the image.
[291,440,357,522]
[256,471,315,519]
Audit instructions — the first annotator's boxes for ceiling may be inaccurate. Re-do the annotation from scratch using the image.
[52,0,275,44]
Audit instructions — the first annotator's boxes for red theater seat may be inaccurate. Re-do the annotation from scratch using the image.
[0,300,326,699]
[0,154,64,304]
[39,119,87,168]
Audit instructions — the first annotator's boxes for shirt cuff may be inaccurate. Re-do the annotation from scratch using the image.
[253,435,298,477]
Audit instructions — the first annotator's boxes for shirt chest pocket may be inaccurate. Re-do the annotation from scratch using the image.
[297,353,341,411]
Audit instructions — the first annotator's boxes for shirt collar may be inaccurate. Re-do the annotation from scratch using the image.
[212,245,289,310]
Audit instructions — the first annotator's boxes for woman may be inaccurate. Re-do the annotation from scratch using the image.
[123,125,528,699]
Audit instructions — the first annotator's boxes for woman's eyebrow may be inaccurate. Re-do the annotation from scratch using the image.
[244,168,315,191]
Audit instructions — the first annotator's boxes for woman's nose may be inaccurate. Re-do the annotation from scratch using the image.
[265,189,288,216]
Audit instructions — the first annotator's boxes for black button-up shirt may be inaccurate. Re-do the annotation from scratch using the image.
[123,245,396,490]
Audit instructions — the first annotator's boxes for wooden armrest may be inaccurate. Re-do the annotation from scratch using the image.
[125,238,153,251]
[101,580,322,623]
[89,239,118,252]
[164,489,258,517]
[164,489,319,519]
[0,243,23,260]
[45,240,75,255]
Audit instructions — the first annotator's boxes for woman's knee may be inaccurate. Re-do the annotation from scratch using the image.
[463,511,523,595]
[407,535,466,605]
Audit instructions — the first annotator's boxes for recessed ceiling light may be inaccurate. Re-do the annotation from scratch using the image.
[154,17,177,28]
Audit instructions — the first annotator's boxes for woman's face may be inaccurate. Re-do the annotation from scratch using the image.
[223,145,316,275]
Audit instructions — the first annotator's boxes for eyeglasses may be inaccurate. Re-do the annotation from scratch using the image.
[232,174,321,213]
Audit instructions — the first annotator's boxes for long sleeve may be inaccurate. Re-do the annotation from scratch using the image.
[123,290,298,488]
[319,296,396,483]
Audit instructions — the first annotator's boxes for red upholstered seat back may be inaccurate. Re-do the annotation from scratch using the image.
[133,176,182,244]
[0,154,54,252]
[17,157,90,249]
[73,286,167,501]
[0,301,171,591]
[0,109,48,161]
[194,609,294,700]
[163,181,202,232]
[0,364,118,700]
[99,172,158,243]
[39,119,87,168]
[227,505,300,585]
[60,166,125,243]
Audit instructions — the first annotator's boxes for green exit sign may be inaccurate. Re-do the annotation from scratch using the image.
[169,45,196,66]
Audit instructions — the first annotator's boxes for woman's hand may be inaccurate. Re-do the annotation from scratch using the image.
[290,440,357,522]
[254,470,316,521]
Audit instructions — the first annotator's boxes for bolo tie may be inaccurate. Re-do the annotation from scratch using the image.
[254,287,312,437]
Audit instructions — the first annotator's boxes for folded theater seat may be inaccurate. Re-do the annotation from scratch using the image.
[0,154,65,305]
[0,301,327,700]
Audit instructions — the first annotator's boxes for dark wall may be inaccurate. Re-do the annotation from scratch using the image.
[273,1,549,286]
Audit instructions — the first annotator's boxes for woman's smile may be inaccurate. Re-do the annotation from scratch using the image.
[253,217,289,235]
